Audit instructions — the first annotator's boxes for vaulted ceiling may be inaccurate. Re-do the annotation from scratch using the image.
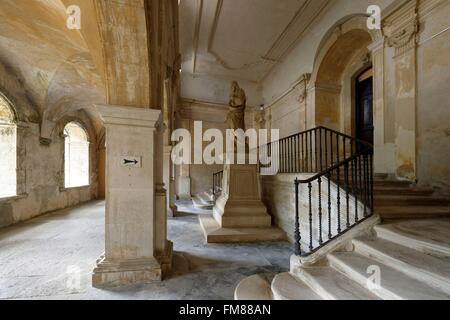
[180,0,330,84]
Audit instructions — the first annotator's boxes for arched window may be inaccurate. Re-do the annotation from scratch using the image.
[0,94,17,198]
[64,122,90,188]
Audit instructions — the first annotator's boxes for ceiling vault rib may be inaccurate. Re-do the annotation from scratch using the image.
[192,0,204,74]
[265,0,311,57]
[260,0,332,83]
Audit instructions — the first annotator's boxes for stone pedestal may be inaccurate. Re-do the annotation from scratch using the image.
[199,157,285,243]
[213,163,271,228]
[177,176,191,200]
[92,105,172,288]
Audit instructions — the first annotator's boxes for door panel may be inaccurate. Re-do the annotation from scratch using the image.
[355,74,374,148]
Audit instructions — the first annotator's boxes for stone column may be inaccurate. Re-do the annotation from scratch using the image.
[163,145,174,216]
[368,37,388,173]
[92,105,171,288]
[386,4,419,181]
[176,118,191,199]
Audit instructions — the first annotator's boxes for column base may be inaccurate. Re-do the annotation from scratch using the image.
[170,204,179,217]
[92,255,162,289]
[156,240,173,278]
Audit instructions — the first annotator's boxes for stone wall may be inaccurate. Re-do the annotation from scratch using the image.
[0,116,98,229]
[416,1,450,193]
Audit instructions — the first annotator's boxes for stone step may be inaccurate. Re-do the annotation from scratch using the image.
[353,237,450,295]
[271,272,321,300]
[373,180,412,188]
[234,274,274,300]
[328,252,450,300]
[295,267,379,300]
[373,187,434,196]
[374,195,450,206]
[202,191,215,202]
[192,196,214,209]
[374,220,450,257]
[198,215,286,243]
[376,206,450,219]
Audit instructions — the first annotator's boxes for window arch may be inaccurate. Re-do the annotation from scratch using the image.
[0,94,17,198]
[64,121,90,188]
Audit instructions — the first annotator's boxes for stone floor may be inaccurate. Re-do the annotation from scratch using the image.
[0,200,291,300]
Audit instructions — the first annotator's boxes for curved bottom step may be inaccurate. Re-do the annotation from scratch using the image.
[271,272,322,300]
[234,274,274,300]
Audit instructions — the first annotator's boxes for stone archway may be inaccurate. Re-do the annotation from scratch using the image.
[307,16,386,172]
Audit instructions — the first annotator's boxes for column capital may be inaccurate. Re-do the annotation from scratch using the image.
[95,104,162,128]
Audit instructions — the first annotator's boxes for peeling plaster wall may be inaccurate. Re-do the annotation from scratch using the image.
[416,3,450,193]
[0,119,98,229]
[263,83,307,140]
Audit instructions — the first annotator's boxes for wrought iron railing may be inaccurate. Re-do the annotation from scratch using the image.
[212,170,223,202]
[259,126,374,257]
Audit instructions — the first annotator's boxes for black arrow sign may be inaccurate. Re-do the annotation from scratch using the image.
[123,159,138,165]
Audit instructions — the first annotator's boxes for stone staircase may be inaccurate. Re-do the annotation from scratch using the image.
[192,190,215,210]
[235,177,450,300]
[235,218,450,300]
[372,175,450,219]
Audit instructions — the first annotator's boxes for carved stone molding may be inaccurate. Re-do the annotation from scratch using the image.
[384,0,419,57]
[387,18,419,56]
[297,73,311,104]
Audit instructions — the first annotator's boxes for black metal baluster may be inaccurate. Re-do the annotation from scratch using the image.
[305,132,309,172]
[286,138,290,173]
[327,172,332,240]
[320,128,323,172]
[336,166,341,234]
[318,177,323,245]
[315,130,318,172]
[308,182,313,252]
[330,131,334,169]
[354,156,359,222]
[287,138,291,173]
[295,178,301,256]
[345,162,350,228]
[309,131,313,172]
[290,137,295,173]
[300,133,305,172]
[325,129,328,169]
[343,137,347,162]
[360,155,367,217]
[294,135,298,173]
[336,134,340,165]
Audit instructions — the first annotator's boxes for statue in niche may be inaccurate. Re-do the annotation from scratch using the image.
[227,81,246,131]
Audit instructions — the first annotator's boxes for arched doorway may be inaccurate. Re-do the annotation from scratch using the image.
[311,28,372,133]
